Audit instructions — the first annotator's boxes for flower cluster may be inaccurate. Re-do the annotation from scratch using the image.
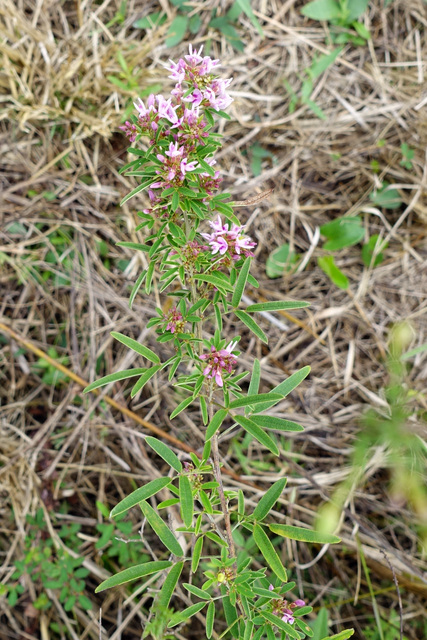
[166,45,233,111]
[119,44,232,197]
[163,307,186,334]
[269,585,306,626]
[201,215,257,262]
[200,341,238,387]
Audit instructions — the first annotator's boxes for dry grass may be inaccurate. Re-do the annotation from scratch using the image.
[1,0,427,638]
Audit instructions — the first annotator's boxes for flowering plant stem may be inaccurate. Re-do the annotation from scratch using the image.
[84,44,353,640]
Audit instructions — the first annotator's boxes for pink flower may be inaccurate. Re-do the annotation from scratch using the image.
[269,584,275,591]
[282,610,295,625]
[180,157,198,175]
[119,121,137,142]
[163,307,185,334]
[201,216,256,260]
[200,341,238,387]
[293,599,305,607]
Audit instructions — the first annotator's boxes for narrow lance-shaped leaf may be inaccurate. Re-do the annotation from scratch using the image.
[253,524,287,582]
[157,562,184,609]
[234,415,279,456]
[131,364,161,398]
[111,331,160,363]
[253,366,311,413]
[83,368,147,394]
[129,269,147,309]
[229,392,282,410]
[252,477,287,521]
[246,300,310,312]
[170,396,193,419]
[179,474,193,528]
[235,309,268,343]
[205,408,228,440]
[195,274,234,292]
[232,256,251,308]
[192,536,203,573]
[168,602,207,628]
[110,477,171,517]
[269,524,341,545]
[321,631,355,640]
[140,500,184,557]
[260,611,300,639]
[183,583,212,600]
[95,560,172,593]
[206,601,215,639]
[120,178,156,206]
[145,436,182,473]
[251,415,304,432]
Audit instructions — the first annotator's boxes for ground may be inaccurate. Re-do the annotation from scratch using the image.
[1,1,427,639]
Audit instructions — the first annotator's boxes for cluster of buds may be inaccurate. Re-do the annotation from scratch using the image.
[163,307,186,334]
[182,461,203,491]
[201,215,257,263]
[269,585,306,626]
[166,44,233,112]
[200,341,238,387]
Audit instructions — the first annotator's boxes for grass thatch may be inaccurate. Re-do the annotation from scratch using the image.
[1,0,426,638]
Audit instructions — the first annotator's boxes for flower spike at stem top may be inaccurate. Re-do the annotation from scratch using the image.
[92,43,353,640]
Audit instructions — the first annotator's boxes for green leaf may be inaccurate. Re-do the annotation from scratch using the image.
[131,364,161,398]
[234,415,279,456]
[361,234,386,268]
[236,0,263,35]
[110,477,171,517]
[266,243,297,278]
[192,536,203,573]
[111,332,160,363]
[229,393,283,409]
[307,48,342,80]
[318,256,349,290]
[120,179,156,206]
[179,474,193,528]
[232,257,251,308]
[253,525,287,582]
[140,501,184,556]
[269,524,341,545]
[261,611,300,639]
[205,409,228,440]
[206,601,215,638]
[146,436,182,473]
[252,478,287,521]
[235,310,267,343]
[165,15,189,48]
[253,366,311,413]
[183,583,212,600]
[195,274,234,291]
[246,300,310,312]
[133,12,167,30]
[170,396,194,419]
[346,0,368,21]
[248,359,260,397]
[320,631,354,640]
[83,368,147,393]
[95,560,172,592]
[319,216,365,251]
[309,607,329,640]
[158,562,184,609]
[129,270,147,308]
[369,182,402,210]
[301,0,341,21]
[251,415,304,432]
[169,602,207,627]
[117,241,150,252]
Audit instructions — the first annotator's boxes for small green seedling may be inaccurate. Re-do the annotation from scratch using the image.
[399,143,415,170]
[301,0,370,46]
